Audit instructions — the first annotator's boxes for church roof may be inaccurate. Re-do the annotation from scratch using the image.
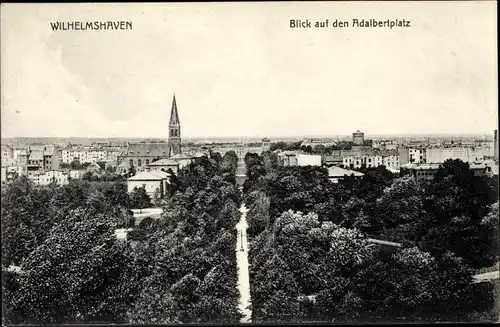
[126,142,170,157]
[169,95,180,125]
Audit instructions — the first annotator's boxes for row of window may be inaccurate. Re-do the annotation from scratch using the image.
[129,158,150,167]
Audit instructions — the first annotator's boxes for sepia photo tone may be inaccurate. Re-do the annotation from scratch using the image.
[1,1,498,324]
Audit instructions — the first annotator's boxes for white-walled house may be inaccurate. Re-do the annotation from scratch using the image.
[127,170,171,197]
[296,153,322,167]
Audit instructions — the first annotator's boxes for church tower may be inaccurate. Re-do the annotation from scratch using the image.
[167,94,181,157]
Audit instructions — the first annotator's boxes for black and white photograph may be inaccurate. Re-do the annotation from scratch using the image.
[1,1,498,324]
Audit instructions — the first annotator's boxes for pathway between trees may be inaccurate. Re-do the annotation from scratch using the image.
[236,203,252,323]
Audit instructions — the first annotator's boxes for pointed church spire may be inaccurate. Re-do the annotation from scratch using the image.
[170,94,180,125]
[167,94,182,157]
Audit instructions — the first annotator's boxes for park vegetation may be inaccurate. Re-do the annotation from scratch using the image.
[243,152,498,323]
[2,152,242,324]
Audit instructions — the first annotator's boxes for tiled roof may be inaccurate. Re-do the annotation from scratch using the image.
[328,166,365,178]
[149,158,179,166]
[128,170,170,181]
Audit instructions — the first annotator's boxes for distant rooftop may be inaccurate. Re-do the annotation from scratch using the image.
[328,166,365,178]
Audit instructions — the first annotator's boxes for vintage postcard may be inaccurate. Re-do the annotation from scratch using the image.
[1,1,498,325]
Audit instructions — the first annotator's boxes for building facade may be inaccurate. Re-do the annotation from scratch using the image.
[211,138,271,162]
[409,148,426,163]
[425,146,485,164]
[127,170,171,197]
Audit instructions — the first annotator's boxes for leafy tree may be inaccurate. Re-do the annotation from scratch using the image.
[420,159,497,268]
[130,186,152,213]
[1,176,51,266]
[128,164,136,177]
[261,151,279,173]
[97,182,130,208]
[10,208,129,324]
[152,188,163,207]
[246,191,271,236]
[105,165,116,174]
[481,202,499,263]
[221,151,238,174]
[210,151,223,164]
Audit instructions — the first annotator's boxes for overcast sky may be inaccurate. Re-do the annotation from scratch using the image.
[1,2,497,139]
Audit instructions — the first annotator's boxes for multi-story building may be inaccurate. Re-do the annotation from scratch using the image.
[402,162,493,182]
[31,170,69,186]
[342,152,399,170]
[408,148,426,163]
[13,145,61,172]
[12,147,25,161]
[373,140,398,150]
[425,146,485,164]
[323,151,343,167]
[212,138,271,162]
[277,151,299,166]
[276,151,322,167]
[1,144,14,162]
[106,150,120,162]
[62,145,122,164]
[398,147,409,165]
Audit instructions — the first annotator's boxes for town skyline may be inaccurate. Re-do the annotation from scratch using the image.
[1,2,497,139]
[1,131,497,144]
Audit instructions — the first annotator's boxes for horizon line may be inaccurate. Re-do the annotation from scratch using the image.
[1,132,497,141]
